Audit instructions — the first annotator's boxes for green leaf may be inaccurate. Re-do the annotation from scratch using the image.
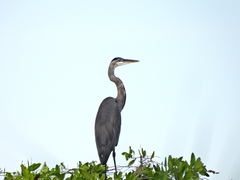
[60,162,66,169]
[184,171,192,179]
[114,171,122,180]
[28,163,41,172]
[55,164,60,174]
[178,157,183,161]
[168,157,173,171]
[21,164,29,177]
[40,162,49,173]
[129,146,135,155]
[5,172,14,178]
[100,175,106,180]
[194,157,204,171]
[128,159,136,166]
[80,169,92,179]
[153,164,160,172]
[125,171,138,180]
[164,157,168,170]
[122,152,132,160]
[150,151,155,160]
[190,153,195,166]
[141,148,146,157]
[122,147,134,161]
[178,162,185,172]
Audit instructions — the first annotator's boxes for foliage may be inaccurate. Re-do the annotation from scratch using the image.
[0,147,217,180]
[121,147,212,180]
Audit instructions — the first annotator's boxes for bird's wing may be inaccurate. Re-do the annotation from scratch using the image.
[95,97,121,165]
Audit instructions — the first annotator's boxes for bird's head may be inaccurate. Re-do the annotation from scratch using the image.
[111,57,139,68]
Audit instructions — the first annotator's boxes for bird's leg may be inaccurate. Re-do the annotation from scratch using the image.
[113,148,117,173]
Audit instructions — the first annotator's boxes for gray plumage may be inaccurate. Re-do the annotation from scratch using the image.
[95,57,139,172]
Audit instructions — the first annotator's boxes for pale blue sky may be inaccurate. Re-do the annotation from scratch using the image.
[0,1,240,179]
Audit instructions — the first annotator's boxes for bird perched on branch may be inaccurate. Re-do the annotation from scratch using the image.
[95,57,139,173]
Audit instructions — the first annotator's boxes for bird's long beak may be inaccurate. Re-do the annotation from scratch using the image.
[122,59,140,64]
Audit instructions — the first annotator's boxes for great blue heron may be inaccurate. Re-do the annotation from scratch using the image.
[95,57,139,173]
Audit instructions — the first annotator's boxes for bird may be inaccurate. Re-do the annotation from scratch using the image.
[95,57,139,173]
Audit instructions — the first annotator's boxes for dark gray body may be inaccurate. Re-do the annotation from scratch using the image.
[95,97,121,165]
[94,57,138,172]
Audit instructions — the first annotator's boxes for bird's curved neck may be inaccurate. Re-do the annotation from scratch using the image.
[108,65,126,111]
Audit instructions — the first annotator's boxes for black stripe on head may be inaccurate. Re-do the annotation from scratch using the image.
[111,57,123,62]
